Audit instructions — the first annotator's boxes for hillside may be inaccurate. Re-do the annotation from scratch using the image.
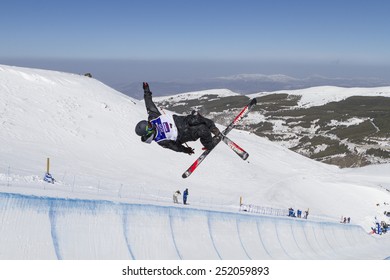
[1,64,389,240]
[156,87,390,168]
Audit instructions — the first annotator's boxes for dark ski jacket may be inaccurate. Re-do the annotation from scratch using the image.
[143,91,217,153]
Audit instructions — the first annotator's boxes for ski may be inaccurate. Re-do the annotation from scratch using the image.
[221,135,249,160]
[182,98,257,178]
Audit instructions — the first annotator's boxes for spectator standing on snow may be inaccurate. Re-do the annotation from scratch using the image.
[376,222,382,234]
[304,209,309,219]
[183,188,189,205]
[173,190,181,204]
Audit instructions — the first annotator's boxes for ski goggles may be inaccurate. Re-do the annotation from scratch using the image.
[143,122,156,144]
[145,121,156,137]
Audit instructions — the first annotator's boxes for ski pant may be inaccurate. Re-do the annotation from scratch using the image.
[174,113,217,150]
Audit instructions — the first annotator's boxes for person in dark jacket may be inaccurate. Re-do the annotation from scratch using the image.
[135,82,220,154]
[183,188,189,205]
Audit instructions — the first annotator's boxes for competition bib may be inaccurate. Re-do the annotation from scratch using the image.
[150,115,178,142]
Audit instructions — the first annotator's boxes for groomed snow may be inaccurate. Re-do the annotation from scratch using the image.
[0,64,389,259]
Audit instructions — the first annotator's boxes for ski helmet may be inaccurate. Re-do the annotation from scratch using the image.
[135,120,155,137]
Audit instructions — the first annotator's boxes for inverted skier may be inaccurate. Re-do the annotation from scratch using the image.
[135,82,221,155]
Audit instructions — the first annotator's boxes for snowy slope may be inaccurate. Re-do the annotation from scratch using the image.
[0,64,389,259]
[249,85,390,108]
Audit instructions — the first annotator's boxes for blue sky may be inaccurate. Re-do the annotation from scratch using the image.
[1,0,390,86]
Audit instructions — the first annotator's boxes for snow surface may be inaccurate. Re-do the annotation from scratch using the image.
[249,85,390,108]
[0,64,389,259]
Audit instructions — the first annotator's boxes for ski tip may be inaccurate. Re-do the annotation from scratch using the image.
[251,98,257,105]
[182,172,189,179]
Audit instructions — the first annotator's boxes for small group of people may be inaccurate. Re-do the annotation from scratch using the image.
[340,216,351,224]
[173,188,189,205]
[288,208,309,219]
[371,220,389,235]
[370,216,389,235]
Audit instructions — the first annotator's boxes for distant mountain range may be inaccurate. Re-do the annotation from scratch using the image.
[117,74,390,99]
[155,86,390,168]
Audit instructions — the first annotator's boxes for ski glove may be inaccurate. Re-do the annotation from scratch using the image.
[183,146,195,155]
[143,82,150,93]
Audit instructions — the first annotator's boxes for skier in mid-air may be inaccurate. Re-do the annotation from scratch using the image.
[135,82,221,154]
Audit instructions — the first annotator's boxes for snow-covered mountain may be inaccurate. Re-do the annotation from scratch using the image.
[118,74,390,98]
[157,86,390,168]
[216,73,299,83]
[0,64,389,259]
